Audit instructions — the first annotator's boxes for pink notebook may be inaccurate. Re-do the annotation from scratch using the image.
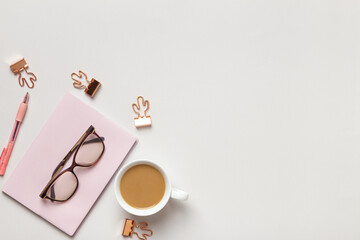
[2,93,137,236]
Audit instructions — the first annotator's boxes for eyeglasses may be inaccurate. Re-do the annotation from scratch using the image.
[39,125,105,202]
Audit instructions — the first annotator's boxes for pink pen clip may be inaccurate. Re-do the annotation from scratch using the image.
[0,148,6,166]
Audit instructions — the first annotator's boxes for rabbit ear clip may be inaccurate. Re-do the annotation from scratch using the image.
[132,96,152,127]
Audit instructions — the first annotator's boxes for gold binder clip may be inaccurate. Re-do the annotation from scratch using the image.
[132,96,152,127]
[10,58,37,89]
[122,219,153,240]
[71,70,101,97]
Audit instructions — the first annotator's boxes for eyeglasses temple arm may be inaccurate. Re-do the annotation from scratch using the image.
[51,133,106,175]
[51,136,105,175]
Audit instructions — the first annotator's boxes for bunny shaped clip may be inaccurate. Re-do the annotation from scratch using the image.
[132,96,152,127]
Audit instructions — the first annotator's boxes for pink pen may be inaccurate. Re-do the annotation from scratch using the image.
[0,92,29,176]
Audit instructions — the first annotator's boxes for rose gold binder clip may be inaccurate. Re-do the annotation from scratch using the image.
[71,70,101,97]
[10,58,37,88]
[122,219,153,240]
[132,96,152,127]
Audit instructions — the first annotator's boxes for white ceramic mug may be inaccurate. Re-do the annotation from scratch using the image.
[114,159,189,216]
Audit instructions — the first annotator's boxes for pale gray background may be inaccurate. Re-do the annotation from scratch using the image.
[0,0,360,239]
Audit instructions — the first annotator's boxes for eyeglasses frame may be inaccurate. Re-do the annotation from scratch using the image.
[39,125,105,202]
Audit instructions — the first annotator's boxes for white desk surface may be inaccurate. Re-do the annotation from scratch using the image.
[0,1,360,239]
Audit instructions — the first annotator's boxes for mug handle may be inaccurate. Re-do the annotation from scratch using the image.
[171,187,189,200]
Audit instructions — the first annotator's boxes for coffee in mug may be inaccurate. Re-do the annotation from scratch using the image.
[114,159,189,216]
[120,164,166,209]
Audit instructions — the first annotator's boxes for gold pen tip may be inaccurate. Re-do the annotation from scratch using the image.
[24,92,29,103]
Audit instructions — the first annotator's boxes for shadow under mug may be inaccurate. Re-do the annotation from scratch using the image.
[114,159,188,216]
